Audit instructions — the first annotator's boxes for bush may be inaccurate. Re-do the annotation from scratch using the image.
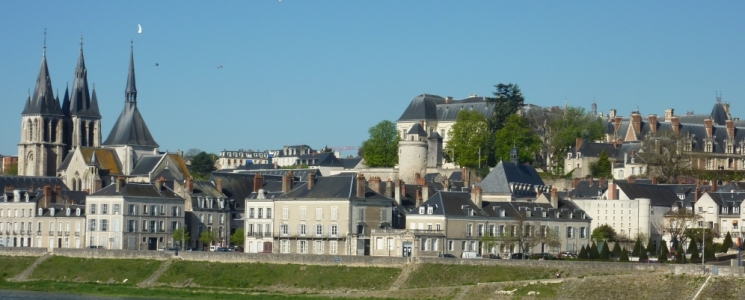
[646,238,656,256]
[631,239,642,257]
[578,245,587,260]
[688,241,700,263]
[658,240,668,263]
[676,245,687,264]
[704,240,716,262]
[590,242,600,259]
[599,243,610,260]
[721,232,734,252]
[639,246,648,260]
[619,247,629,262]
[612,242,621,258]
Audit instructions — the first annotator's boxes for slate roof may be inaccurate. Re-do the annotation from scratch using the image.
[568,178,653,199]
[407,123,427,136]
[706,192,745,207]
[398,94,443,121]
[477,161,546,195]
[221,169,321,182]
[278,176,393,201]
[38,204,86,218]
[0,175,70,191]
[339,158,362,169]
[297,152,343,167]
[435,97,492,121]
[130,155,162,175]
[22,53,63,116]
[188,181,228,210]
[92,182,181,198]
[209,173,258,201]
[615,182,680,206]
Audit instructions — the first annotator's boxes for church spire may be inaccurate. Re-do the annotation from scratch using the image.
[23,31,62,116]
[69,36,99,118]
[61,84,70,116]
[125,41,137,105]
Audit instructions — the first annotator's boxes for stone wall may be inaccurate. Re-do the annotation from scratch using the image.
[0,247,47,257]
[52,248,172,260]
[177,252,409,267]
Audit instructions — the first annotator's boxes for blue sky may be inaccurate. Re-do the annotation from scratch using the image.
[1,1,744,156]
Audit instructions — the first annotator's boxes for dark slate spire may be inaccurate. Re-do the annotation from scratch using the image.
[87,151,100,167]
[125,41,137,106]
[61,84,70,116]
[89,85,100,117]
[22,92,31,114]
[69,37,100,118]
[22,37,63,116]
[102,44,158,148]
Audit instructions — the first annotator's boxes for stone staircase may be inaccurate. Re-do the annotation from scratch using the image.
[137,258,174,287]
[11,253,51,282]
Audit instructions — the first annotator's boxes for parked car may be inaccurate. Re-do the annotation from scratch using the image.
[441,253,456,258]
[531,253,556,260]
[510,253,528,259]
[88,245,104,249]
[484,253,502,259]
[461,251,480,259]
[209,245,218,252]
[558,251,576,259]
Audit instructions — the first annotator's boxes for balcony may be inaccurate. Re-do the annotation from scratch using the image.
[75,231,80,236]
[372,228,446,236]
[246,232,272,238]
[49,231,54,236]
[27,230,32,235]
[64,231,70,236]
[57,231,62,236]
[37,231,42,235]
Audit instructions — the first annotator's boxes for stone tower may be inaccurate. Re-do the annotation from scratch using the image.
[398,121,428,184]
[18,42,66,176]
[66,38,102,150]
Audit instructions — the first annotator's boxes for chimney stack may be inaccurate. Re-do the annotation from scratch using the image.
[648,114,658,133]
[42,185,52,208]
[665,108,674,122]
[712,180,718,192]
[445,96,453,104]
[589,177,594,187]
[253,174,264,192]
[704,119,713,137]
[415,173,425,185]
[614,116,623,133]
[115,177,125,192]
[356,173,366,198]
[599,177,606,187]
[216,177,223,193]
[471,185,483,208]
[651,176,658,185]
[54,185,61,198]
[307,172,315,190]
[385,178,393,198]
[421,183,429,202]
[575,137,584,152]
[155,177,165,190]
[726,120,735,138]
[394,180,401,206]
[187,176,194,194]
[694,185,702,202]
[282,171,294,193]
[607,180,617,200]
[671,117,680,134]
[627,175,636,184]
[550,187,559,208]
[573,177,581,189]
[631,112,641,133]
[415,188,422,207]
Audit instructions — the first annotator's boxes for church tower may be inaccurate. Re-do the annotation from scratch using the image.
[67,37,102,150]
[18,38,66,176]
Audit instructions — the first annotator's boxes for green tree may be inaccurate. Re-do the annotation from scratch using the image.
[703,239,715,262]
[494,114,541,164]
[688,240,700,263]
[722,232,734,252]
[191,151,217,180]
[645,238,656,256]
[578,245,587,260]
[591,224,617,242]
[619,247,630,262]
[230,228,244,247]
[184,148,202,161]
[639,246,649,260]
[589,150,612,178]
[546,106,605,174]
[172,227,191,249]
[612,242,622,258]
[599,242,610,260]
[200,230,219,249]
[590,242,600,259]
[444,110,490,168]
[361,120,400,167]
[487,83,525,132]
[631,238,642,257]
[676,244,687,264]
[3,164,18,175]
[658,240,669,262]
[479,234,498,256]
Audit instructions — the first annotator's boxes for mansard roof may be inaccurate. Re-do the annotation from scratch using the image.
[278,176,393,202]
[23,53,63,116]
[92,182,181,198]
[0,175,69,191]
[398,94,494,122]
[615,182,680,206]
[398,94,443,121]
[477,161,545,195]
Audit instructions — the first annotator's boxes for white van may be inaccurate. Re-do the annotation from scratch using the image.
[461,251,480,259]
[209,245,218,252]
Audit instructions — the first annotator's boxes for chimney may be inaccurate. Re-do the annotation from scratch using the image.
[614,116,623,133]
[712,180,718,192]
[726,120,735,138]
[665,108,674,122]
[471,185,482,208]
[415,188,422,207]
[415,173,425,185]
[648,114,658,133]
[631,112,641,133]
[4,185,13,192]
[599,177,606,187]
[253,174,263,192]
[187,176,194,194]
[115,177,125,192]
[609,109,617,119]
[54,185,61,198]
[386,178,393,198]
[303,173,313,190]
[575,137,584,152]
[671,117,680,134]
[356,173,365,198]
[155,176,165,190]
[94,177,102,192]
[42,185,51,208]
[589,177,594,187]
[445,96,453,104]
[394,180,401,206]
[216,177,223,193]
[550,187,559,208]
[651,176,658,185]
[282,171,294,193]
[421,182,429,202]
[627,175,636,184]
[694,185,701,202]
[607,179,617,200]
[704,119,713,137]
[573,177,580,189]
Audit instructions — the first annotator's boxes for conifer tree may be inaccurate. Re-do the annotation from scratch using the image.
[590,242,600,259]
[704,239,716,262]
[612,242,622,258]
[645,238,656,256]
[722,232,734,252]
[676,245,687,264]
[658,240,668,263]
[578,245,587,260]
[619,247,630,262]
[688,240,700,263]
[600,242,610,260]
[631,238,642,257]
[639,245,649,261]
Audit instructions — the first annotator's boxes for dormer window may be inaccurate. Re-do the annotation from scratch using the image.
[427,206,433,214]
[526,210,532,217]
[577,152,582,158]
[567,153,573,158]
[419,207,425,214]
[569,212,574,219]
[38,208,43,216]
[500,209,505,217]
[76,208,81,216]
[555,212,560,218]
[542,211,546,217]
[50,208,55,215]
[66,208,70,216]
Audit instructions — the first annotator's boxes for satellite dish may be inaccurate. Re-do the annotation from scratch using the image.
[138,24,142,34]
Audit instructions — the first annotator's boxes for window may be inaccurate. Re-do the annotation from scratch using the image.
[159,221,165,232]
[280,224,289,236]
[478,224,484,237]
[436,224,441,231]
[127,220,137,232]
[266,208,272,218]
[580,227,587,238]
[258,208,263,219]
[419,207,425,214]
[282,207,289,220]
[298,240,308,253]
[219,214,224,225]
[100,220,108,232]
[461,241,466,250]
[708,207,714,214]
[112,204,119,215]
[427,207,433,214]
[280,240,290,253]
[448,241,454,251]
[90,204,96,214]
[199,213,204,223]
[377,238,384,250]
[143,205,148,214]
[249,208,255,219]
[316,224,323,236]
[466,224,472,236]
[102,204,108,214]
[129,204,137,215]
[329,241,338,254]
[300,207,307,220]
[89,219,96,231]
[567,226,574,238]
[316,208,323,220]
[208,214,213,224]
[358,208,365,220]
[299,224,307,236]
[331,207,338,220]
[331,225,338,237]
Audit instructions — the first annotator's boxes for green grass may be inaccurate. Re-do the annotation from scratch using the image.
[158,261,401,290]
[403,264,553,288]
[29,256,162,285]
[0,256,37,279]
[0,279,393,300]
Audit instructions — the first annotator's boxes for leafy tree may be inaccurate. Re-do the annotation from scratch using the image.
[191,152,217,180]
[479,234,498,256]
[645,238,656,256]
[200,230,219,249]
[184,148,202,161]
[230,228,244,247]
[676,244,687,264]
[545,106,605,174]
[578,245,587,260]
[494,114,541,163]
[487,83,525,132]
[658,240,669,262]
[612,242,622,258]
[638,132,692,183]
[631,238,642,257]
[172,227,191,248]
[3,163,18,175]
[688,240,700,263]
[444,110,490,168]
[590,242,600,259]
[722,232,734,252]
[591,224,617,242]
[599,242,610,260]
[589,150,612,178]
[361,120,400,167]
[619,247,630,262]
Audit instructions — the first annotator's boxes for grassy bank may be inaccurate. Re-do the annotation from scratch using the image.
[0,256,37,279]
[403,264,555,288]
[29,256,162,285]
[158,261,400,290]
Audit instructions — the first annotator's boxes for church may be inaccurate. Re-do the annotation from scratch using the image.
[18,40,188,192]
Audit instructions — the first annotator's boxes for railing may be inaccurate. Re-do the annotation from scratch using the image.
[19,230,25,236]
[246,232,272,238]
[57,231,62,236]
[64,231,70,236]
[49,231,54,236]
[37,231,42,235]
[372,228,446,236]
[75,231,80,236]
[27,230,32,235]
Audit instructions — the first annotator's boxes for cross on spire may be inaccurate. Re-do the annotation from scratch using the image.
[79,35,83,50]
[43,28,47,56]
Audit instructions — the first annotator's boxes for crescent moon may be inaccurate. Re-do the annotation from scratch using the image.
[138,24,142,34]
